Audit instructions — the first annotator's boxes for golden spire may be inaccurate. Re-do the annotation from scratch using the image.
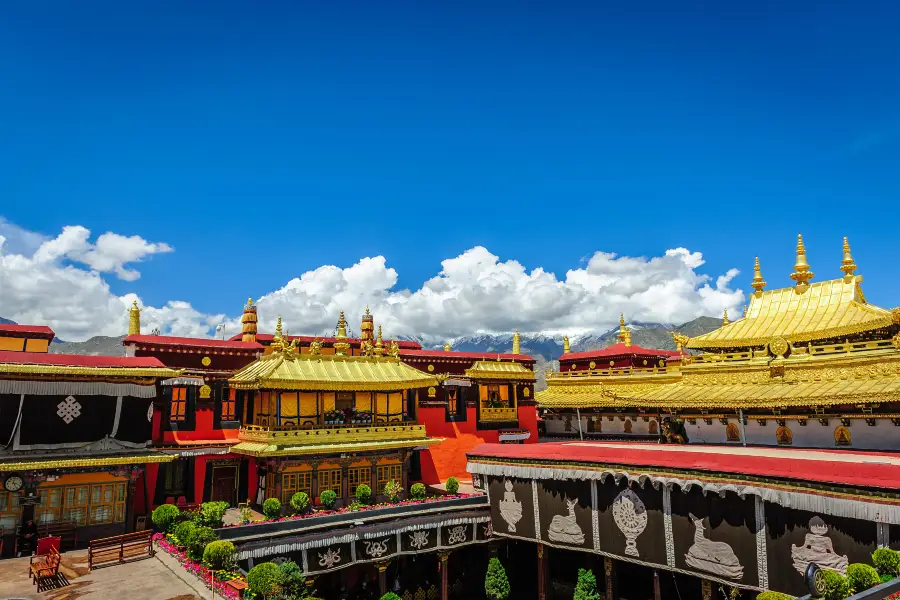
[562,335,571,354]
[443,341,452,352]
[241,297,258,343]
[722,309,729,325]
[271,316,285,352]
[751,256,766,295]
[742,304,748,318]
[360,305,374,342]
[617,314,632,347]
[840,236,857,279]
[512,329,521,355]
[374,324,385,357]
[334,311,350,356]
[128,300,141,336]
[790,234,814,292]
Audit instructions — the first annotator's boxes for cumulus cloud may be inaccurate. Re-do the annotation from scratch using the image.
[0,222,745,343]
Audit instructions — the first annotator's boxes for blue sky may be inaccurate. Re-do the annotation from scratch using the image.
[1,1,899,339]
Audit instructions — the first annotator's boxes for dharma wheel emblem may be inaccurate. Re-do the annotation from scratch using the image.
[768,337,789,358]
[201,356,211,366]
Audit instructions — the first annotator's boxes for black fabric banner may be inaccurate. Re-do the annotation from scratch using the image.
[442,523,474,548]
[19,394,117,446]
[487,476,536,540]
[307,542,354,575]
[670,487,759,587]
[537,479,594,551]
[116,397,153,443]
[0,393,20,444]
[401,527,439,553]
[595,479,667,568]
[765,502,877,597]
[356,534,398,562]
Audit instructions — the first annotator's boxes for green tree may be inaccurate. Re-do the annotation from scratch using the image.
[247,562,284,599]
[172,521,196,548]
[847,563,880,592]
[409,483,426,500]
[186,526,218,561]
[201,540,235,570]
[573,568,600,600]
[445,477,459,495]
[821,570,850,600]
[290,492,310,514]
[319,489,337,509]
[262,498,282,519]
[485,557,510,600]
[196,501,229,528]
[384,480,402,503]
[873,548,900,577]
[355,483,372,505]
[278,560,310,599]
[380,594,402,600]
[151,504,180,532]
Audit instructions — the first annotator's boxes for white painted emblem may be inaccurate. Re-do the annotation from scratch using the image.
[147,404,154,423]
[791,517,849,575]
[409,530,429,549]
[318,547,342,569]
[547,497,585,545]
[446,525,467,545]
[57,396,82,424]
[612,488,647,557]
[684,513,744,579]
[498,479,523,532]
[364,538,390,557]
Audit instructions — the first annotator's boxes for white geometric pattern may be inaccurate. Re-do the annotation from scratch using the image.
[57,396,82,424]
[147,403,154,422]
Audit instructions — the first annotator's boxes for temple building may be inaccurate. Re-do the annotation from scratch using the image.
[0,322,179,550]
[538,235,900,450]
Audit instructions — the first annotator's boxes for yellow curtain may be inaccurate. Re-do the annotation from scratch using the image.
[322,393,336,412]
[376,393,388,419]
[355,393,371,412]
[299,393,317,416]
[280,393,299,418]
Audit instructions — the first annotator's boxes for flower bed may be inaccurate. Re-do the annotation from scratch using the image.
[154,533,245,599]
[222,492,475,529]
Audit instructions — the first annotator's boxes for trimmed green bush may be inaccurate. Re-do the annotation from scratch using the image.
[380,594,402,600]
[202,540,235,570]
[384,480,402,503]
[355,483,372,505]
[151,504,180,532]
[445,477,459,495]
[290,491,310,514]
[821,570,850,600]
[262,498,282,519]
[574,568,600,600]
[756,593,794,600]
[196,501,229,528]
[847,563,880,592]
[485,557,510,600]
[873,547,900,577]
[410,482,426,500]
[320,489,337,509]
[277,560,307,597]
[247,562,284,599]
[187,526,218,562]
[173,521,196,548]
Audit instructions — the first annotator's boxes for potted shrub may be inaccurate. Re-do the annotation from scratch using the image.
[410,483,426,500]
[202,540,236,570]
[384,480,402,503]
[445,477,459,495]
[320,489,337,509]
[173,521,197,549]
[151,504,180,532]
[290,492,310,515]
[247,562,284,600]
[847,563,880,592]
[187,526,218,561]
[355,484,372,505]
[262,498,282,519]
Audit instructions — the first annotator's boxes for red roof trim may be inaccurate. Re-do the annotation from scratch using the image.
[560,343,681,361]
[0,350,166,368]
[0,324,56,339]
[399,349,535,362]
[124,335,263,350]
[233,333,421,349]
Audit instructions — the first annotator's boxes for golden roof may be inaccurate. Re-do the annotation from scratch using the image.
[0,453,176,472]
[464,360,536,381]
[229,351,438,391]
[0,363,181,379]
[538,368,681,408]
[687,276,895,349]
[230,437,440,457]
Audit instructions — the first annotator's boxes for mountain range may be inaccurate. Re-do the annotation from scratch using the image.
[1,315,723,390]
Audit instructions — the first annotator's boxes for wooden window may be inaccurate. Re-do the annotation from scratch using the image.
[281,472,312,504]
[317,469,342,496]
[35,482,125,526]
[487,385,501,402]
[163,460,187,497]
[36,487,63,523]
[0,491,23,531]
[335,392,354,412]
[62,485,90,526]
[376,464,402,494]
[222,388,236,421]
[170,387,188,422]
[347,467,371,493]
[89,482,126,525]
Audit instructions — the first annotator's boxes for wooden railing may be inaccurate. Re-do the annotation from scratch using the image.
[88,530,154,570]
[480,407,517,421]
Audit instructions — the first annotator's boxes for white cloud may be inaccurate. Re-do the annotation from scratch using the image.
[0,221,745,343]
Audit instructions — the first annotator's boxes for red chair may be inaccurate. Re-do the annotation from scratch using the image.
[36,536,61,557]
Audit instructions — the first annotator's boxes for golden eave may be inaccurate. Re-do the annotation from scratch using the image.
[687,276,895,349]
[0,453,177,472]
[230,437,441,458]
[229,352,438,391]
[464,360,536,381]
[0,364,181,379]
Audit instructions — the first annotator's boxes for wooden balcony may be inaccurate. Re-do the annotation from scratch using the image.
[479,407,518,422]
[237,421,428,446]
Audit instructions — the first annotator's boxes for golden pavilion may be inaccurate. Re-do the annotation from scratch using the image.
[228,313,441,508]
[537,235,900,449]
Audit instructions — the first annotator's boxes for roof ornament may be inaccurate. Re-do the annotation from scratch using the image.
[271,316,285,352]
[671,332,690,351]
[563,335,571,354]
[512,329,521,355]
[374,325,385,357]
[128,300,141,336]
[617,314,632,347]
[309,338,322,356]
[722,309,729,326]
[443,341,452,352]
[742,305,748,318]
[790,234,814,293]
[751,257,766,295]
[840,237,857,280]
[388,340,400,358]
[241,297,258,343]
[334,311,351,356]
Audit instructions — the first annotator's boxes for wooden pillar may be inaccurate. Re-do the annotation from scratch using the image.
[340,461,350,505]
[537,544,547,600]
[604,556,617,600]
[310,461,320,502]
[438,551,449,600]
[274,461,283,504]
[376,560,390,596]
[701,579,713,600]
[401,451,411,499]
[369,456,380,500]
[653,569,661,600]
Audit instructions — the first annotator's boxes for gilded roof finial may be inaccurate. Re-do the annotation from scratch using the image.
[742,304,748,318]
[334,311,350,356]
[360,305,374,341]
[840,236,857,279]
[274,316,283,339]
[512,329,521,355]
[790,234,814,292]
[365,305,370,315]
[722,309,729,326]
[751,257,766,295]
[374,325,385,357]
[617,314,632,347]
[562,335,571,354]
[241,298,258,343]
[443,341,452,352]
[128,300,141,336]
[271,316,284,352]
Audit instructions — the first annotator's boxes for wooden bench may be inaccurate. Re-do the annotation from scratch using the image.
[16,521,78,554]
[88,530,154,570]
[29,546,61,591]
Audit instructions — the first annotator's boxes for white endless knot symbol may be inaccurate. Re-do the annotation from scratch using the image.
[57,396,82,424]
[446,525,467,545]
[409,530,429,549]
